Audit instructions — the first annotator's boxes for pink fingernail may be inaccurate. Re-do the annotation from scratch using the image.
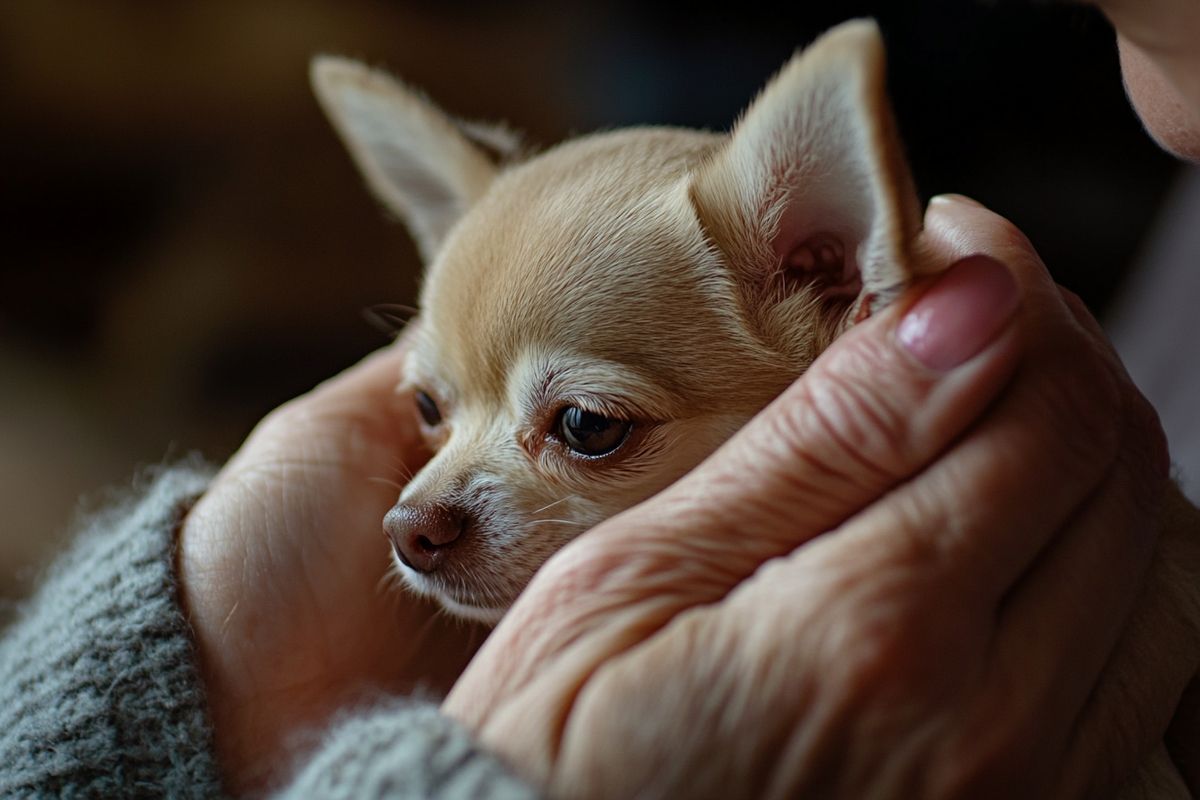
[897,255,1019,372]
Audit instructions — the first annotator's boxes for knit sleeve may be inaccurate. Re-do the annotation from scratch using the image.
[274,700,542,800]
[0,463,224,799]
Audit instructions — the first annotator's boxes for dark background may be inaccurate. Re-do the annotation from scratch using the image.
[0,1,1180,601]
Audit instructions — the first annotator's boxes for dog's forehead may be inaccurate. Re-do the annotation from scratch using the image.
[419,129,775,404]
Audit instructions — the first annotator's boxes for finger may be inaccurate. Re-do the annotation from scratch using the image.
[1058,286,1107,342]
[849,198,1136,594]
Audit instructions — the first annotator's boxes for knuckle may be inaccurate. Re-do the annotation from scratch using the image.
[991,215,1037,258]
[810,564,935,701]
[1032,343,1123,469]
[781,336,920,487]
[1058,286,1090,320]
[817,608,911,705]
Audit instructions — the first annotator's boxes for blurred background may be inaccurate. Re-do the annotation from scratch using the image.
[0,1,1187,605]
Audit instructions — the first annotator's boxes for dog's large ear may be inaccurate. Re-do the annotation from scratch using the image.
[311,57,514,263]
[690,20,922,347]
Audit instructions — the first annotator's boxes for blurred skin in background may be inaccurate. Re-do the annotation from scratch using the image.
[1110,0,1200,159]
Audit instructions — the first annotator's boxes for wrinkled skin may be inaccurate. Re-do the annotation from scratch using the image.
[443,198,1193,799]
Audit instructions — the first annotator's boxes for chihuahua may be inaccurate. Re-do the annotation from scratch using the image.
[314,19,1198,795]
[313,20,924,622]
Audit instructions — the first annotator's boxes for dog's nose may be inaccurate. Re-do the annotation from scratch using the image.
[383,503,465,574]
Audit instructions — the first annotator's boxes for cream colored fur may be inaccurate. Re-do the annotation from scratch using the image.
[313,19,1199,794]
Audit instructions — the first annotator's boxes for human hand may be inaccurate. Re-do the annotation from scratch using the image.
[179,341,487,794]
[444,195,1186,798]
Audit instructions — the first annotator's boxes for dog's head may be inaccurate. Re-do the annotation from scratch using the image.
[313,20,921,621]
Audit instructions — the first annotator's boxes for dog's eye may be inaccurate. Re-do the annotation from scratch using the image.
[415,390,442,427]
[557,406,631,457]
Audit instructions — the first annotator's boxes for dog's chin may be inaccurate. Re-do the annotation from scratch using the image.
[393,559,511,625]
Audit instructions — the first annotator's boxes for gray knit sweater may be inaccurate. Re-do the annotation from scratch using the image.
[0,465,541,799]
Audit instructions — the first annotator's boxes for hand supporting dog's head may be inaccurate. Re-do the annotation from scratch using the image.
[313,20,922,622]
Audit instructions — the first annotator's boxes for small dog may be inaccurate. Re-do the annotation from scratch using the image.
[314,18,1198,795]
[313,20,924,622]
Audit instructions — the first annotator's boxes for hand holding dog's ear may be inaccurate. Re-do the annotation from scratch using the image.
[445,195,1195,798]
[178,339,487,794]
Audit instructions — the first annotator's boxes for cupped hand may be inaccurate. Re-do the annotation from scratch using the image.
[444,195,1186,798]
[179,340,487,794]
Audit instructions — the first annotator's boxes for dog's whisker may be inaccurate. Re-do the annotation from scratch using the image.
[382,458,416,484]
[368,476,406,491]
[530,495,575,516]
[525,518,589,528]
[387,454,416,471]
[363,303,420,337]
[376,561,411,597]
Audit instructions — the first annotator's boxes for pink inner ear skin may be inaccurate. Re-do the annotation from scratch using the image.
[782,232,862,300]
[853,293,878,324]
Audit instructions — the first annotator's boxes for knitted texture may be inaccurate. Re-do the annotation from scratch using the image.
[0,463,223,799]
[277,700,540,800]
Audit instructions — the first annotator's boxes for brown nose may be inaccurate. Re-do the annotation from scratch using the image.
[383,503,465,573]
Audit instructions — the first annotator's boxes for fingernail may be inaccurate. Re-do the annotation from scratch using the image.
[897,255,1019,371]
[929,193,984,209]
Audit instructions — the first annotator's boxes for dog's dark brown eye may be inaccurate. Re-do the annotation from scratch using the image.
[557,406,631,457]
[415,390,442,427]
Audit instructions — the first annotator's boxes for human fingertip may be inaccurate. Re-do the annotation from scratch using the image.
[929,193,985,209]
[897,255,1019,372]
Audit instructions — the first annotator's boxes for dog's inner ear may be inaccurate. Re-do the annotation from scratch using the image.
[311,56,512,264]
[690,20,922,341]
